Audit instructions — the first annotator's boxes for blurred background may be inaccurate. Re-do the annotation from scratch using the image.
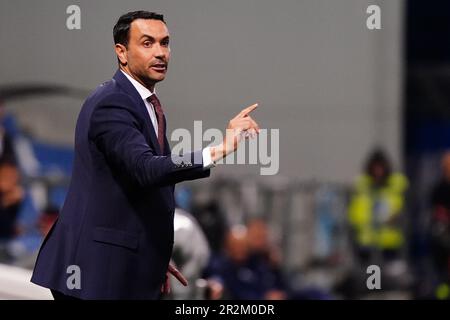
[0,0,449,300]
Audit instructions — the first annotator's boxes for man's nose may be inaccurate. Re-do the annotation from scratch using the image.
[154,44,165,58]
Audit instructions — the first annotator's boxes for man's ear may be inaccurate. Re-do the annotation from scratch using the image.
[115,43,128,66]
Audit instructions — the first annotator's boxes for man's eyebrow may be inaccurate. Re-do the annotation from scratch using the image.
[139,34,170,41]
[140,34,155,41]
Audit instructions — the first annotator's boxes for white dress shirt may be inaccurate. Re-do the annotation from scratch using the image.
[121,70,214,169]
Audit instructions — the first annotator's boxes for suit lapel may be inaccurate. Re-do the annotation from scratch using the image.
[113,70,162,155]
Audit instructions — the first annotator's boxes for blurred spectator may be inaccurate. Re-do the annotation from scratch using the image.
[247,219,282,266]
[0,160,47,265]
[246,219,332,300]
[169,208,216,299]
[0,105,17,166]
[0,162,23,241]
[341,148,411,298]
[429,151,450,299]
[10,205,58,269]
[0,161,24,262]
[205,223,287,300]
[348,148,409,265]
[246,219,287,299]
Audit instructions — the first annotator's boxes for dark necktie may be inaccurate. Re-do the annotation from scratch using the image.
[147,94,165,153]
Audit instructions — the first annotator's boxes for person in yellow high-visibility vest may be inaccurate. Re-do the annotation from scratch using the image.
[348,149,409,263]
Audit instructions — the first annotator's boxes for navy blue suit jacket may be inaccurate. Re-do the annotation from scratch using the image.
[31,70,210,299]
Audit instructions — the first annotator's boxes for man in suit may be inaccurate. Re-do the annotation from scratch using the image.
[30,10,259,299]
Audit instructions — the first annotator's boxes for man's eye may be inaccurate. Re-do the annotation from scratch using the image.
[143,41,152,47]
[162,41,169,47]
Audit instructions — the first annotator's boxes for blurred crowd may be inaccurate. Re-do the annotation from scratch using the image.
[0,104,449,300]
[0,104,59,268]
[166,147,450,300]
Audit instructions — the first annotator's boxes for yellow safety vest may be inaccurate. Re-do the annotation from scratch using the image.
[348,173,408,249]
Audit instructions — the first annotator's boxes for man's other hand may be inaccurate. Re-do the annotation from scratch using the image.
[161,263,188,294]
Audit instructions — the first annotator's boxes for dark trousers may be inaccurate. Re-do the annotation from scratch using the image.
[51,289,164,300]
[51,289,80,300]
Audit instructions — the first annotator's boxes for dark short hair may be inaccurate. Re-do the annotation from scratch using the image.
[113,11,165,47]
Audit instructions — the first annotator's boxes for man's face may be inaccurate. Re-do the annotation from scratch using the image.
[118,19,170,87]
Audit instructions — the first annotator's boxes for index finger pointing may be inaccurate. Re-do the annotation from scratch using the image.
[238,103,258,117]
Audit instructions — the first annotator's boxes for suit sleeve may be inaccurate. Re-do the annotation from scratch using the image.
[88,93,210,188]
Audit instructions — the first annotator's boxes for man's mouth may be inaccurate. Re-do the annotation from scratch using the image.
[151,63,167,72]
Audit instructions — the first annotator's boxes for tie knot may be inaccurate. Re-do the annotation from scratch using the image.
[148,94,163,114]
[148,93,159,105]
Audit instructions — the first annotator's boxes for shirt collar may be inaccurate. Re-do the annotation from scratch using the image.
[120,70,155,100]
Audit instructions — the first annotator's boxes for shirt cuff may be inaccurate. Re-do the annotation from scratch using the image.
[202,147,216,169]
